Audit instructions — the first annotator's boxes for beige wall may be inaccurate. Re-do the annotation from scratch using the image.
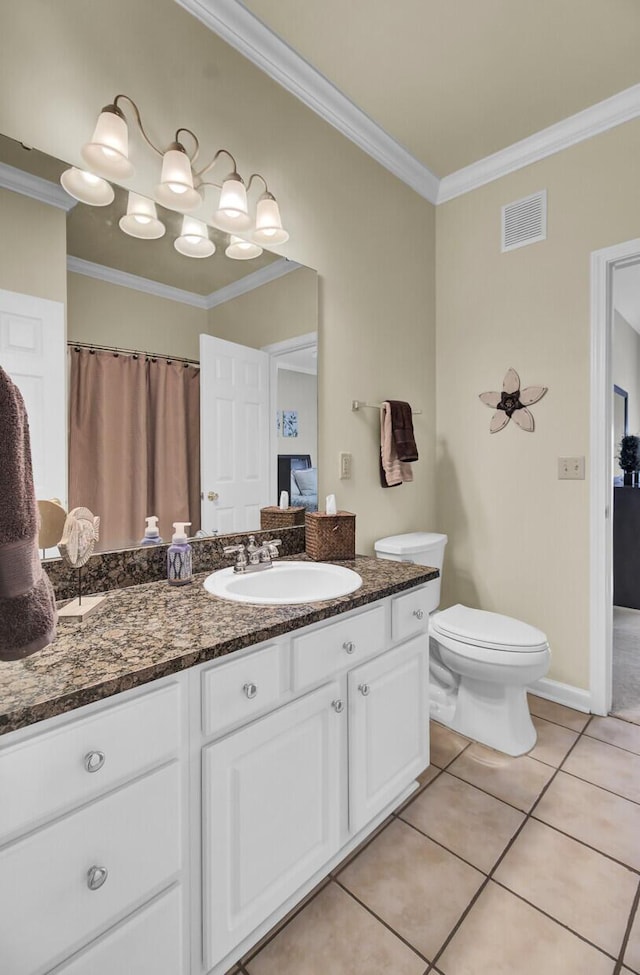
[0,188,67,304]
[436,118,640,690]
[0,0,436,557]
[207,266,317,349]
[277,369,317,463]
[67,273,207,360]
[613,310,640,460]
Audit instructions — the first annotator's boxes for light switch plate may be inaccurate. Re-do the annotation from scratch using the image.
[558,456,585,480]
[339,452,352,479]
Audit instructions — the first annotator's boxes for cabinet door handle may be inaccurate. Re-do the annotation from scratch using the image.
[413,609,425,621]
[358,683,370,697]
[84,750,105,773]
[332,699,344,713]
[87,865,108,890]
[343,641,356,654]
[243,682,258,700]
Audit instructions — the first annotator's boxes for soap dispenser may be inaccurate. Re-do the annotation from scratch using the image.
[167,522,192,586]
[140,515,163,546]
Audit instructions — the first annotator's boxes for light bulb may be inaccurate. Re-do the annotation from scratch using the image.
[174,216,215,258]
[154,144,201,211]
[225,235,263,260]
[253,193,289,245]
[60,167,114,206]
[119,192,165,240]
[212,174,251,233]
[81,105,134,180]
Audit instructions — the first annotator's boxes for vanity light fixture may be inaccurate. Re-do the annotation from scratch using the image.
[60,94,289,259]
[225,235,263,261]
[60,167,114,206]
[119,192,166,239]
[174,216,216,258]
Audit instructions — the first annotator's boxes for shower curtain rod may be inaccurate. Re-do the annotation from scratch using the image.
[68,341,199,367]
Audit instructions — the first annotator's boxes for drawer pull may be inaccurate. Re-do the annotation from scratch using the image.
[332,699,344,713]
[243,682,258,700]
[358,683,371,697]
[84,750,105,773]
[343,641,356,654]
[87,865,108,891]
[413,609,425,621]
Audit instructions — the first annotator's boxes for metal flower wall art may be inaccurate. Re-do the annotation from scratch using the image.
[479,368,548,434]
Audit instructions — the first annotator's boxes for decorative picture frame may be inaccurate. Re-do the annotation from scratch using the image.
[282,410,299,438]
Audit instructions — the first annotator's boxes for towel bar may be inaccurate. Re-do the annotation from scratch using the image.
[352,400,422,415]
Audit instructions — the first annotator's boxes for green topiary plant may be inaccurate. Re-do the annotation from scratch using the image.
[619,435,640,482]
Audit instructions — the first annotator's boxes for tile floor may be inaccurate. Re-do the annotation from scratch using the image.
[227,695,640,975]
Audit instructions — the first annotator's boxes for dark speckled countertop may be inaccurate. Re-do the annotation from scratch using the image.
[0,555,437,736]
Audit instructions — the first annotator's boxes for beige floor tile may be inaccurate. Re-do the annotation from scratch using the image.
[528,715,579,767]
[563,735,640,803]
[241,878,330,964]
[245,882,424,975]
[534,771,640,869]
[527,694,590,731]
[430,721,470,768]
[614,707,640,726]
[394,764,440,815]
[400,771,524,872]
[329,816,393,877]
[586,715,640,755]
[447,742,554,811]
[438,881,615,975]
[494,818,637,956]
[624,903,640,974]
[339,818,484,961]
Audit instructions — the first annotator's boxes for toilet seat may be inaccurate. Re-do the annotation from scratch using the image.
[431,604,548,653]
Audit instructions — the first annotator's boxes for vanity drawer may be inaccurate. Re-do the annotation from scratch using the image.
[202,642,284,737]
[292,605,386,690]
[54,886,184,975]
[0,683,181,843]
[0,761,182,975]
[391,587,430,643]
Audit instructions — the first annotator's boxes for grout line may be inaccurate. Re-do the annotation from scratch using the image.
[528,813,640,876]
[398,813,490,876]
[333,877,431,965]
[239,878,331,966]
[555,767,640,807]
[582,730,640,759]
[614,877,640,975]
[331,815,395,878]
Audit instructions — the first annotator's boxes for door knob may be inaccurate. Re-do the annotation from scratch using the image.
[332,699,344,713]
[207,491,219,502]
[358,683,370,697]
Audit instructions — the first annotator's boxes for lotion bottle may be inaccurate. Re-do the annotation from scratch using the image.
[140,515,163,546]
[167,522,192,586]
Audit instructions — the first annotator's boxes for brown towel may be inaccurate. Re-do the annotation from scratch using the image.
[389,400,418,463]
[0,367,57,661]
[380,402,414,488]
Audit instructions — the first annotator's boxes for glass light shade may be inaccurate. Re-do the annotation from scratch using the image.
[81,109,134,180]
[225,235,263,260]
[154,147,201,211]
[212,175,251,232]
[174,216,215,258]
[60,167,114,206]
[119,193,165,239]
[253,195,289,245]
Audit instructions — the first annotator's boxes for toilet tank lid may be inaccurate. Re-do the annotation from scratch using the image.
[374,532,448,555]
[432,604,548,650]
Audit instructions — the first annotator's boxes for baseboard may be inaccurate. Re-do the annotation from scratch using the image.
[529,677,592,714]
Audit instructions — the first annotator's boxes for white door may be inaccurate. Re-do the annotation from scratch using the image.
[200,334,270,535]
[0,289,66,506]
[202,682,342,968]
[348,636,429,833]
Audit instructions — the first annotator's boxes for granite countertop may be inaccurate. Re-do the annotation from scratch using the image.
[0,555,437,736]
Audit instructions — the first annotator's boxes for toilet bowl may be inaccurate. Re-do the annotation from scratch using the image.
[374,532,550,757]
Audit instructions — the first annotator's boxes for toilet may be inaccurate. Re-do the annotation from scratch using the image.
[374,532,550,756]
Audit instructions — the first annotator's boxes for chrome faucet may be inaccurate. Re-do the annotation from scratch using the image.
[223,535,282,573]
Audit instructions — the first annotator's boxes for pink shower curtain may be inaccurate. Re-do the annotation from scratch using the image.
[69,349,200,550]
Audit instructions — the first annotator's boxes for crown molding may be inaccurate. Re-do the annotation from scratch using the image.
[0,161,77,211]
[438,83,640,203]
[67,257,210,308]
[207,257,301,308]
[175,0,440,204]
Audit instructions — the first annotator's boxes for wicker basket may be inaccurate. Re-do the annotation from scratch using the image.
[260,506,306,530]
[305,510,356,561]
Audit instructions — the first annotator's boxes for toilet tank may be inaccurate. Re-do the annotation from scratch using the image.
[374,532,448,613]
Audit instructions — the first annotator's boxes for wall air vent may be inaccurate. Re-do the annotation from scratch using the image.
[501,190,547,252]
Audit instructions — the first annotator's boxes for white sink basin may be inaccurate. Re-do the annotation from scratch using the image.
[203,560,362,604]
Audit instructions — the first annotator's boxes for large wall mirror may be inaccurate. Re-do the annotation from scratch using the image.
[0,134,318,556]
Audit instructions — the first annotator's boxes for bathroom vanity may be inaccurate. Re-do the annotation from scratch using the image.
[0,556,436,975]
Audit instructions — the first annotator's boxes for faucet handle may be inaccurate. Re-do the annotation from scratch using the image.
[268,539,282,558]
[223,544,245,555]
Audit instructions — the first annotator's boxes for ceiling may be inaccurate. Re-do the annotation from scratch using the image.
[239,0,640,178]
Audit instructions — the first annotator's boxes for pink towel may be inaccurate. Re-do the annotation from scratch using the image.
[0,367,57,661]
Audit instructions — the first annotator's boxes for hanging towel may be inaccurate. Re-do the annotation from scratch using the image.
[389,400,418,462]
[0,367,57,661]
[380,401,414,488]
